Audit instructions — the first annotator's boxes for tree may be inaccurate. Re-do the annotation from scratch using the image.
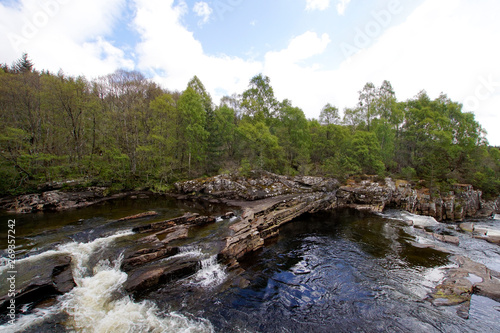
[241,74,279,122]
[188,76,220,174]
[14,53,34,73]
[342,107,364,131]
[350,131,385,175]
[276,100,311,174]
[177,86,209,177]
[214,104,239,168]
[358,82,377,131]
[238,119,283,172]
[319,103,340,125]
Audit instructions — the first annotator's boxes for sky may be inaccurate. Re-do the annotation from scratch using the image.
[1,0,499,145]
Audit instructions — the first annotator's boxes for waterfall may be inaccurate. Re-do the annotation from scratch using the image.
[190,255,227,288]
[1,230,214,333]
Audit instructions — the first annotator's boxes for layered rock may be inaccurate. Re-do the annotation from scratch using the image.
[221,192,336,261]
[336,178,497,222]
[173,172,499,262]
[122,212,220,294]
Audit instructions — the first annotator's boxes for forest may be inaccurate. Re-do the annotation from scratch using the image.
[1,54,499,199]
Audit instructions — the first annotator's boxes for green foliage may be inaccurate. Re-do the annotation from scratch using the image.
[0,59,497,198]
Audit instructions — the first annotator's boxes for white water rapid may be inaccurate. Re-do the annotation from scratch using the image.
[1,231,214,333]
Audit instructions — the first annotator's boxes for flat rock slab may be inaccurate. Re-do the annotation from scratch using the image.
[428,255,500,318]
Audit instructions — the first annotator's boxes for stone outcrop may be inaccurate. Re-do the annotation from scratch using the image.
[176,173,498,223]
[459,222,500,245]
[335,178,394,213]
[335,178,497,222]
[175,172,340,261]
[0,188,153,213]
[174,170,339,201]
[221,192,336,261]
[124,256,199,295]
[173,172,499,267]
[117,211,158,222]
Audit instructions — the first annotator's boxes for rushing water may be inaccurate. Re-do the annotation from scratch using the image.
[1,196,499,332]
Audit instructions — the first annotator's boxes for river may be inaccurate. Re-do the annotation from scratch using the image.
[1,195,499,332]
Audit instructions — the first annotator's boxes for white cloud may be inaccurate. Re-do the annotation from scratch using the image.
[2,0,499,146]
[134,0,261,102]
[336,0,352,15]
[0,0,132,77]
[266,31,330,65]
[263,32,332,115]
[306,0,330,11]
[193,1,212,26]
[328,0,500,145]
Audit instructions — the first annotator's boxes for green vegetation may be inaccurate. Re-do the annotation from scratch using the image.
[1,55,499,198]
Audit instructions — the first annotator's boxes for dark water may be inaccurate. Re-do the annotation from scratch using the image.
[1,196,500,332]
[159,210,488,333]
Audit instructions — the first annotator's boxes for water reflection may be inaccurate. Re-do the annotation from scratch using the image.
[200,209,495,333]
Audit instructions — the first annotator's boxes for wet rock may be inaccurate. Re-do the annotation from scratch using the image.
[158,226,189,244]
[426,232,460,245]
[457,301,471,319]
[221,192,335,260]
[133,213,215,233]
[222,211,235,219]
[459,222,475,233]
[429,277,473,306]
[122,246,179,271]
[124,257,199,295]
[0,256,75,315]
[117,211,158,221]
[428,255,500,318]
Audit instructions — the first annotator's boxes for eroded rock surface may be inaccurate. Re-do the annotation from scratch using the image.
[221,193,335,260]
[174,170,339,201]
[175,173,499,222]
[122,213,219,294]
[427,255,500,318]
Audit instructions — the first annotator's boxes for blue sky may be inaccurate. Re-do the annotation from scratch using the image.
[1,0,500,145]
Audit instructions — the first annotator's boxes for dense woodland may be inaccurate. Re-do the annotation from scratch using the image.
[1,54,499,198]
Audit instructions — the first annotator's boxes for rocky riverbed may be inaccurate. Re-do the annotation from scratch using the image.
[1,171,500,329]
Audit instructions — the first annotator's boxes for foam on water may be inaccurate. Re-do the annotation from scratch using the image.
[0,249,61,274]
[190,255,227,288]
[0,306,61,333]
[175,245,205,258]
[1,230,214,333]
[61,256,213,333]
[58,230,134,281]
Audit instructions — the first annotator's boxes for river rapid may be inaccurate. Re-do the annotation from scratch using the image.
[1,195,499,332]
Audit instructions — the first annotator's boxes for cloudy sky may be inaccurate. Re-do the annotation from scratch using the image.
[1,0,499,145]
